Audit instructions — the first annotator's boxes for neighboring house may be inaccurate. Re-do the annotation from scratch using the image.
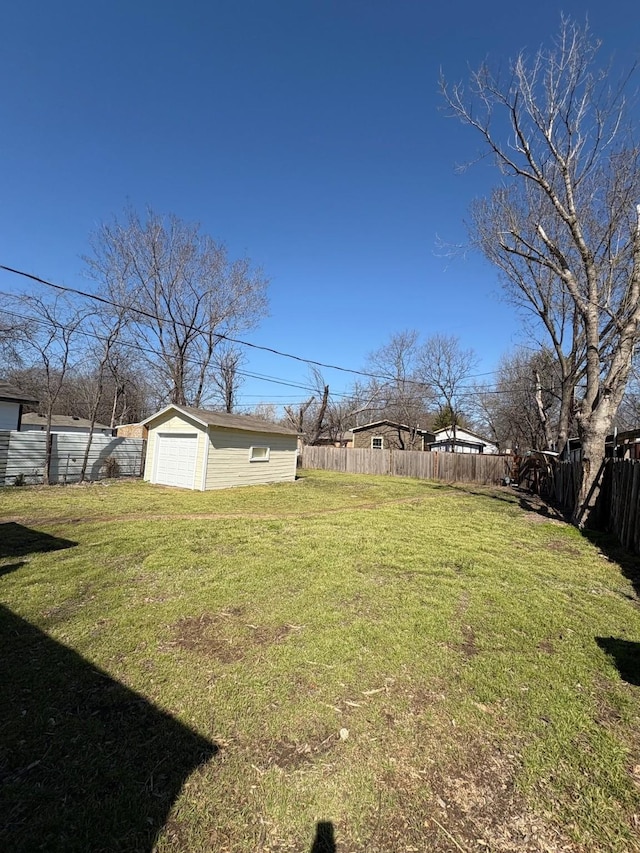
[116,422,149,440]
[309,430,354,448]
[0,380,38,431]
[351,420,435,451]
[428,426,498,455]
[20,414,115,436]
[141,404,299,490]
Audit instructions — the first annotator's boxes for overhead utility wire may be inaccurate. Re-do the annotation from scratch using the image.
[0,264,387,382]
[0,264,505,390]
[2,305,568,401]
[0,306,338,398]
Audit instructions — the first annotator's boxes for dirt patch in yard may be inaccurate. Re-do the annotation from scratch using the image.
[261,732,337,771]
[371,745,582,853]
[460,624,479,658]
[170,613,245,663]
[168,610,295,663]
[249,624,293,645]
[546,539,582,556]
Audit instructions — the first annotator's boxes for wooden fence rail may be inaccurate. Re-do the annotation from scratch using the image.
[546,458,640,554]
[301,446,512,486]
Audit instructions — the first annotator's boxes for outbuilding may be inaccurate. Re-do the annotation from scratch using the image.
[141,404,298,490]
[0,379,38,431]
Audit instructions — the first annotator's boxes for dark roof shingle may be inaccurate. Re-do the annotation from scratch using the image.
[0,380,38,404]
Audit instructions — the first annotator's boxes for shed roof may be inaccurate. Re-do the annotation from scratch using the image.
[142,404,299,436]
[0,379,38,404]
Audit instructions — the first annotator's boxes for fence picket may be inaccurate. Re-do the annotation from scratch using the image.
[301,447,510,487]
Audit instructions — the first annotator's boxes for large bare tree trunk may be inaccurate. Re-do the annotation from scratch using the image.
[573,422,610,528]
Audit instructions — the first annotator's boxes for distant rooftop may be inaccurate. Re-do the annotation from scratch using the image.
[21,413,112,430]
[0,379,38,404]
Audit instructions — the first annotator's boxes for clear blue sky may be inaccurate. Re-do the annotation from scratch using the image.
[1,0,639,410]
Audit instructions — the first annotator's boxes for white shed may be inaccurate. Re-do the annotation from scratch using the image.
[0,380,38,431]
[141,404,299,490]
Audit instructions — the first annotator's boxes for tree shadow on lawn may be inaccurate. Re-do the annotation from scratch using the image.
[582,529,640,601]
[0,605,218,853]
[0,521,78,559]
[596,637,640,687]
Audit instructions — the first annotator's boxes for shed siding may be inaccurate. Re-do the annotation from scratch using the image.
[145,412,206,486]
[206,429,297,489]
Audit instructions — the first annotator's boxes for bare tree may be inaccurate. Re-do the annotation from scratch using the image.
[417,334,478,449]
[78,307,127,481]
[474,348,565,452]
[283,368,330,444]
[363,331,433,447]
[442,17,640,525]
[247,402,279,423]
[9,294,86,484]
[210,344,245,413]
[0,311,29,365]
[83,207,269,408]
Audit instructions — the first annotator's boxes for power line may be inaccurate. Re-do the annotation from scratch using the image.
[0,264,509,392]
[0,303,568,402]
[0,264,387,382]
[0,306,335,397]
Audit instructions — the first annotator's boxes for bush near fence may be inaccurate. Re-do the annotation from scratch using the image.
[300,446,511,486]
[0,430,145,485]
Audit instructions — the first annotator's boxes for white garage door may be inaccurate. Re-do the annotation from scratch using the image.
[154,433,198,488]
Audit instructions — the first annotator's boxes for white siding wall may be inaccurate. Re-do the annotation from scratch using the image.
[145,412,206,487]
[0,401,20,431]
[206,428,297,489]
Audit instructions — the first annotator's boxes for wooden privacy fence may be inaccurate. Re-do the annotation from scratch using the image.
[545,458,640,553]
[0,430,145,485]
[301,446,511,486]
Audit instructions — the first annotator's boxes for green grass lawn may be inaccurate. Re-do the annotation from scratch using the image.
[1,470,639,852]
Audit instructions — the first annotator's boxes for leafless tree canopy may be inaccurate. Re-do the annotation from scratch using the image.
[474,348,566,452]
[442,17,640,524]
[417,334,477,436]
[83,208,269,409]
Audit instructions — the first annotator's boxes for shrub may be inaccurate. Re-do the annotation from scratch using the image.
[102,457,121,479]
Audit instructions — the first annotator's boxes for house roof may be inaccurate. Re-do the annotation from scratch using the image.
[0,379,38,404]
[141,404,299,436]
[21,413,113,430]
[351,419,434,436]
[432,425,493,445]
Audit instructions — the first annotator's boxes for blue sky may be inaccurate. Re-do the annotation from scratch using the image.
[1,1,639,410]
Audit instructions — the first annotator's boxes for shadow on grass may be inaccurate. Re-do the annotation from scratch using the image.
[596,637,640,686]
[0,562,25,577]
[0,522,77,559]
[0,605,218,853]
[310,821,336,852]
[517,493,568,521]
[582,529,640,600]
